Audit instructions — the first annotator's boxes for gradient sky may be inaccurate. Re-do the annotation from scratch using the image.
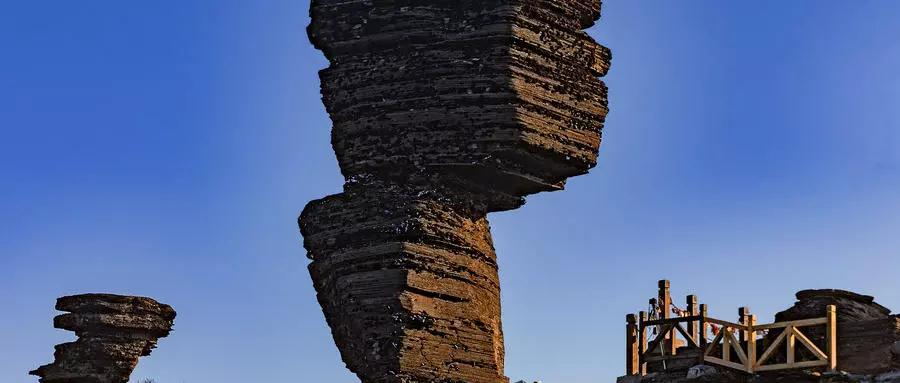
[3,1,900,382]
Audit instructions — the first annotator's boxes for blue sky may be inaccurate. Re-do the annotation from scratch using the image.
[2,1,899,382]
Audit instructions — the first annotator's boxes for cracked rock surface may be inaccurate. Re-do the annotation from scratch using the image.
[302,1,610,382]
[30,294,176,383]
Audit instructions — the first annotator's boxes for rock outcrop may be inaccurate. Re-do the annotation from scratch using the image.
[301,1,610,382]
[776,290,891,324]
[30,294,176,383]
[775,290,900,375]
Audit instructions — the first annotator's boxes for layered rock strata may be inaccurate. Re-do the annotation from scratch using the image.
[30,294,176,383]
[775,290,891,324]
[302,1,610,382]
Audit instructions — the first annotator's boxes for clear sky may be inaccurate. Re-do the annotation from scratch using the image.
[2,1,900,382]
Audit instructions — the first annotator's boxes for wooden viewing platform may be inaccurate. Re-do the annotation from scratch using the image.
[625,280,837,377]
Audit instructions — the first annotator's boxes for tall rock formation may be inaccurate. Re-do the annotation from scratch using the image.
[30,294,176,383]
[301,1,610,382]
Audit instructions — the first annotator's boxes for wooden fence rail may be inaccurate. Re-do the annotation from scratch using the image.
[625,280,837,376]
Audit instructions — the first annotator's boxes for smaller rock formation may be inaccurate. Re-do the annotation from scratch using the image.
[775,289,900,375]
[30,294,176,383]
[776,289,891,324]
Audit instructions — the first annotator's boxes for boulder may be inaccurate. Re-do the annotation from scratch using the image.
[775,289,890,323]
[687,365,718,379]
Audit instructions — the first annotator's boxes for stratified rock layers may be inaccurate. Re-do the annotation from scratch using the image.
[30,294,176,383]
[302,181,505,382]
[302,1,609,382]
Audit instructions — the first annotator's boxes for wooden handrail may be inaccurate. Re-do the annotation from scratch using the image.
[705,317,749,331]
[625,282,838,377]
[641,316,702,327]
[753,317,827,330]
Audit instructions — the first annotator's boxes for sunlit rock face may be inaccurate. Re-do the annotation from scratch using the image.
[30,294,176,383]
[302,1,609,381]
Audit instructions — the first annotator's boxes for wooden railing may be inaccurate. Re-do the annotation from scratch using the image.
[625,280,838,376]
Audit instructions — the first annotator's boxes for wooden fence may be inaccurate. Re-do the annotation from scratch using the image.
[625,280,837,376]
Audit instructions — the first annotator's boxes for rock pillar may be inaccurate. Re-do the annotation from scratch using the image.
[30,294,176,383]
[301,1,611,381]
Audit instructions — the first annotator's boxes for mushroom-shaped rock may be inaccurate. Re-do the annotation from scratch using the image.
[30,294,176,383]
[302,1,611,381]
[302,0,610,382]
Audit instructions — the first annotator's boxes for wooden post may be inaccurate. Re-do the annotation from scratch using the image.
[699,304,708,365]
[738,307,750,343]
[826,304,838,371]
[786,326,796,364]
[627,314,639,375]
[687,295,699,345]
[658,280,676,356]
[723,331,731,362]
[658,280,671,319]
[746,314,757,373]
[639,311,648,375]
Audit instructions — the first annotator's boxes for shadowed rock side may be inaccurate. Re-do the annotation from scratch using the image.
[302,1,609,382]
[30,294,176,383]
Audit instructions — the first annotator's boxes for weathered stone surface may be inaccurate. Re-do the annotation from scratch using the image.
[776,290,891,324]
[686,365,718,379]
[876,371,900,383]
[30,294,176,383]
[838,316,900,374]
[302,0,609,382]
[301,180,505,382]
[307,0,609,209]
